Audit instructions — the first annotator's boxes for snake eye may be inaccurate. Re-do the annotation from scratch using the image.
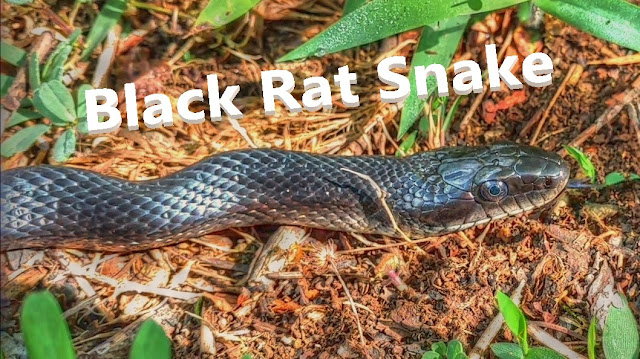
[479,180,508,202]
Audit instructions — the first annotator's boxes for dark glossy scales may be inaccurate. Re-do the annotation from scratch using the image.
[0,143,569,251]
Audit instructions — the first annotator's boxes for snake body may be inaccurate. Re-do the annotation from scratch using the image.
[0,143,569,252]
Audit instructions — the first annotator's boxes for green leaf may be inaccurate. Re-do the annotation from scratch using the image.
[396,130,417,156]
[195,0,260,27]
[517,2,533,23]
[431,341,447,356]
[52,129,77,163]
[563,145,596,183]
[1,124,50,157]
[241,354,253,359]
[343,0,368,15]
[6,0,33,4]
[7,109,42,128]
[524,347,565,359]
[1,74,15,97]
[0,41,27,66]
[442,95,464,133]
[81,0,127,59]
[29,53,41,90]
[603,172,626,187]
[603,294,639,359]
[588,317,597,359]
[447,340,466,359]
[42,45,72,82]
[421,353,442,359]
[76,84,93,120]
[631,173,640,181]
[33,81,76,125]
[130,319,172,359]
[496,291,529,353]
[278,0,526,62]
[398,15,469,138]
[533,0,640,51]
[491,343,524,359]
[20,291,77,359]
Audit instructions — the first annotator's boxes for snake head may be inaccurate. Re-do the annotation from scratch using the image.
[439,143,569,226]
[398,143,570,235]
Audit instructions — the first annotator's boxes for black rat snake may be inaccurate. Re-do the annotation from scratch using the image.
[0,143,569,252]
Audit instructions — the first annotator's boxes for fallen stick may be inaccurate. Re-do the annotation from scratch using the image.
[558,75,640,156]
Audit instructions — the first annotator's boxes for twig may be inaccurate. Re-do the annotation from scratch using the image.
[529,323,586,359]
[340,168,425,254]
[330,261,366,346]
[459,29,514,131]
[468,279,526,359]
[338,236,446,255]
[530,64,577,145]
[558,75,640,156]
[626,103,640,146]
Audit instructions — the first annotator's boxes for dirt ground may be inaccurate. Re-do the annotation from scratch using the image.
[1,0,639,358]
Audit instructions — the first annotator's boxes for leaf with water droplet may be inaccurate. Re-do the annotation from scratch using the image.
[278,0,527,62]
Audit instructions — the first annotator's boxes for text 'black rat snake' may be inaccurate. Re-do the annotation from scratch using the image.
[0,143,570,252]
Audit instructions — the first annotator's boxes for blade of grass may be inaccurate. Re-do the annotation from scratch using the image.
[0,41,27,66]
[496,291,529,354]
[130,319,172,359]
[534,0,640,51]
[398,15,469,139]
[195,0,261,27]
[81,0,127,59]
[20,291,76,359]
[343,0,368,15]
[278,0,526,62]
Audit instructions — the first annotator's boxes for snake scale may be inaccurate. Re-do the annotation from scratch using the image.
[0,143,569,252]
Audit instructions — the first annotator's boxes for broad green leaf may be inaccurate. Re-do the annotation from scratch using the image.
[7,109,42,127]
[588,317,597,359]
[603,294,639,359]
[1,124,50,157]
[81,0,127,59]
[195,0,260,27]
[0,41,27,66]
[421,353,441,359]
[1,74,15,97]
[603,172,626,187]
[343,0,368,15]
[52,129,77,163]
[431,341,447,356]
[496,291,529,353]
[20,291,76,359]
[278,0,526,62]
[396,130,417,156]
[241,354,253,359]
[398,15,469,138]
[29,53,41,90]
[534,0,640,51]
[447,340,466,359]
[524,347,565,359]
[491,343,524,359]
[33,81,76,125]
[563,145,596,183]
[130,319,172,359]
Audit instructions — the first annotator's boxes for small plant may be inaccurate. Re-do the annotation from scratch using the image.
[564,145,639,187]
[421,339,468,359]
[492,291,565,359]
[1,32,95,162]
[18,290,172,359]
